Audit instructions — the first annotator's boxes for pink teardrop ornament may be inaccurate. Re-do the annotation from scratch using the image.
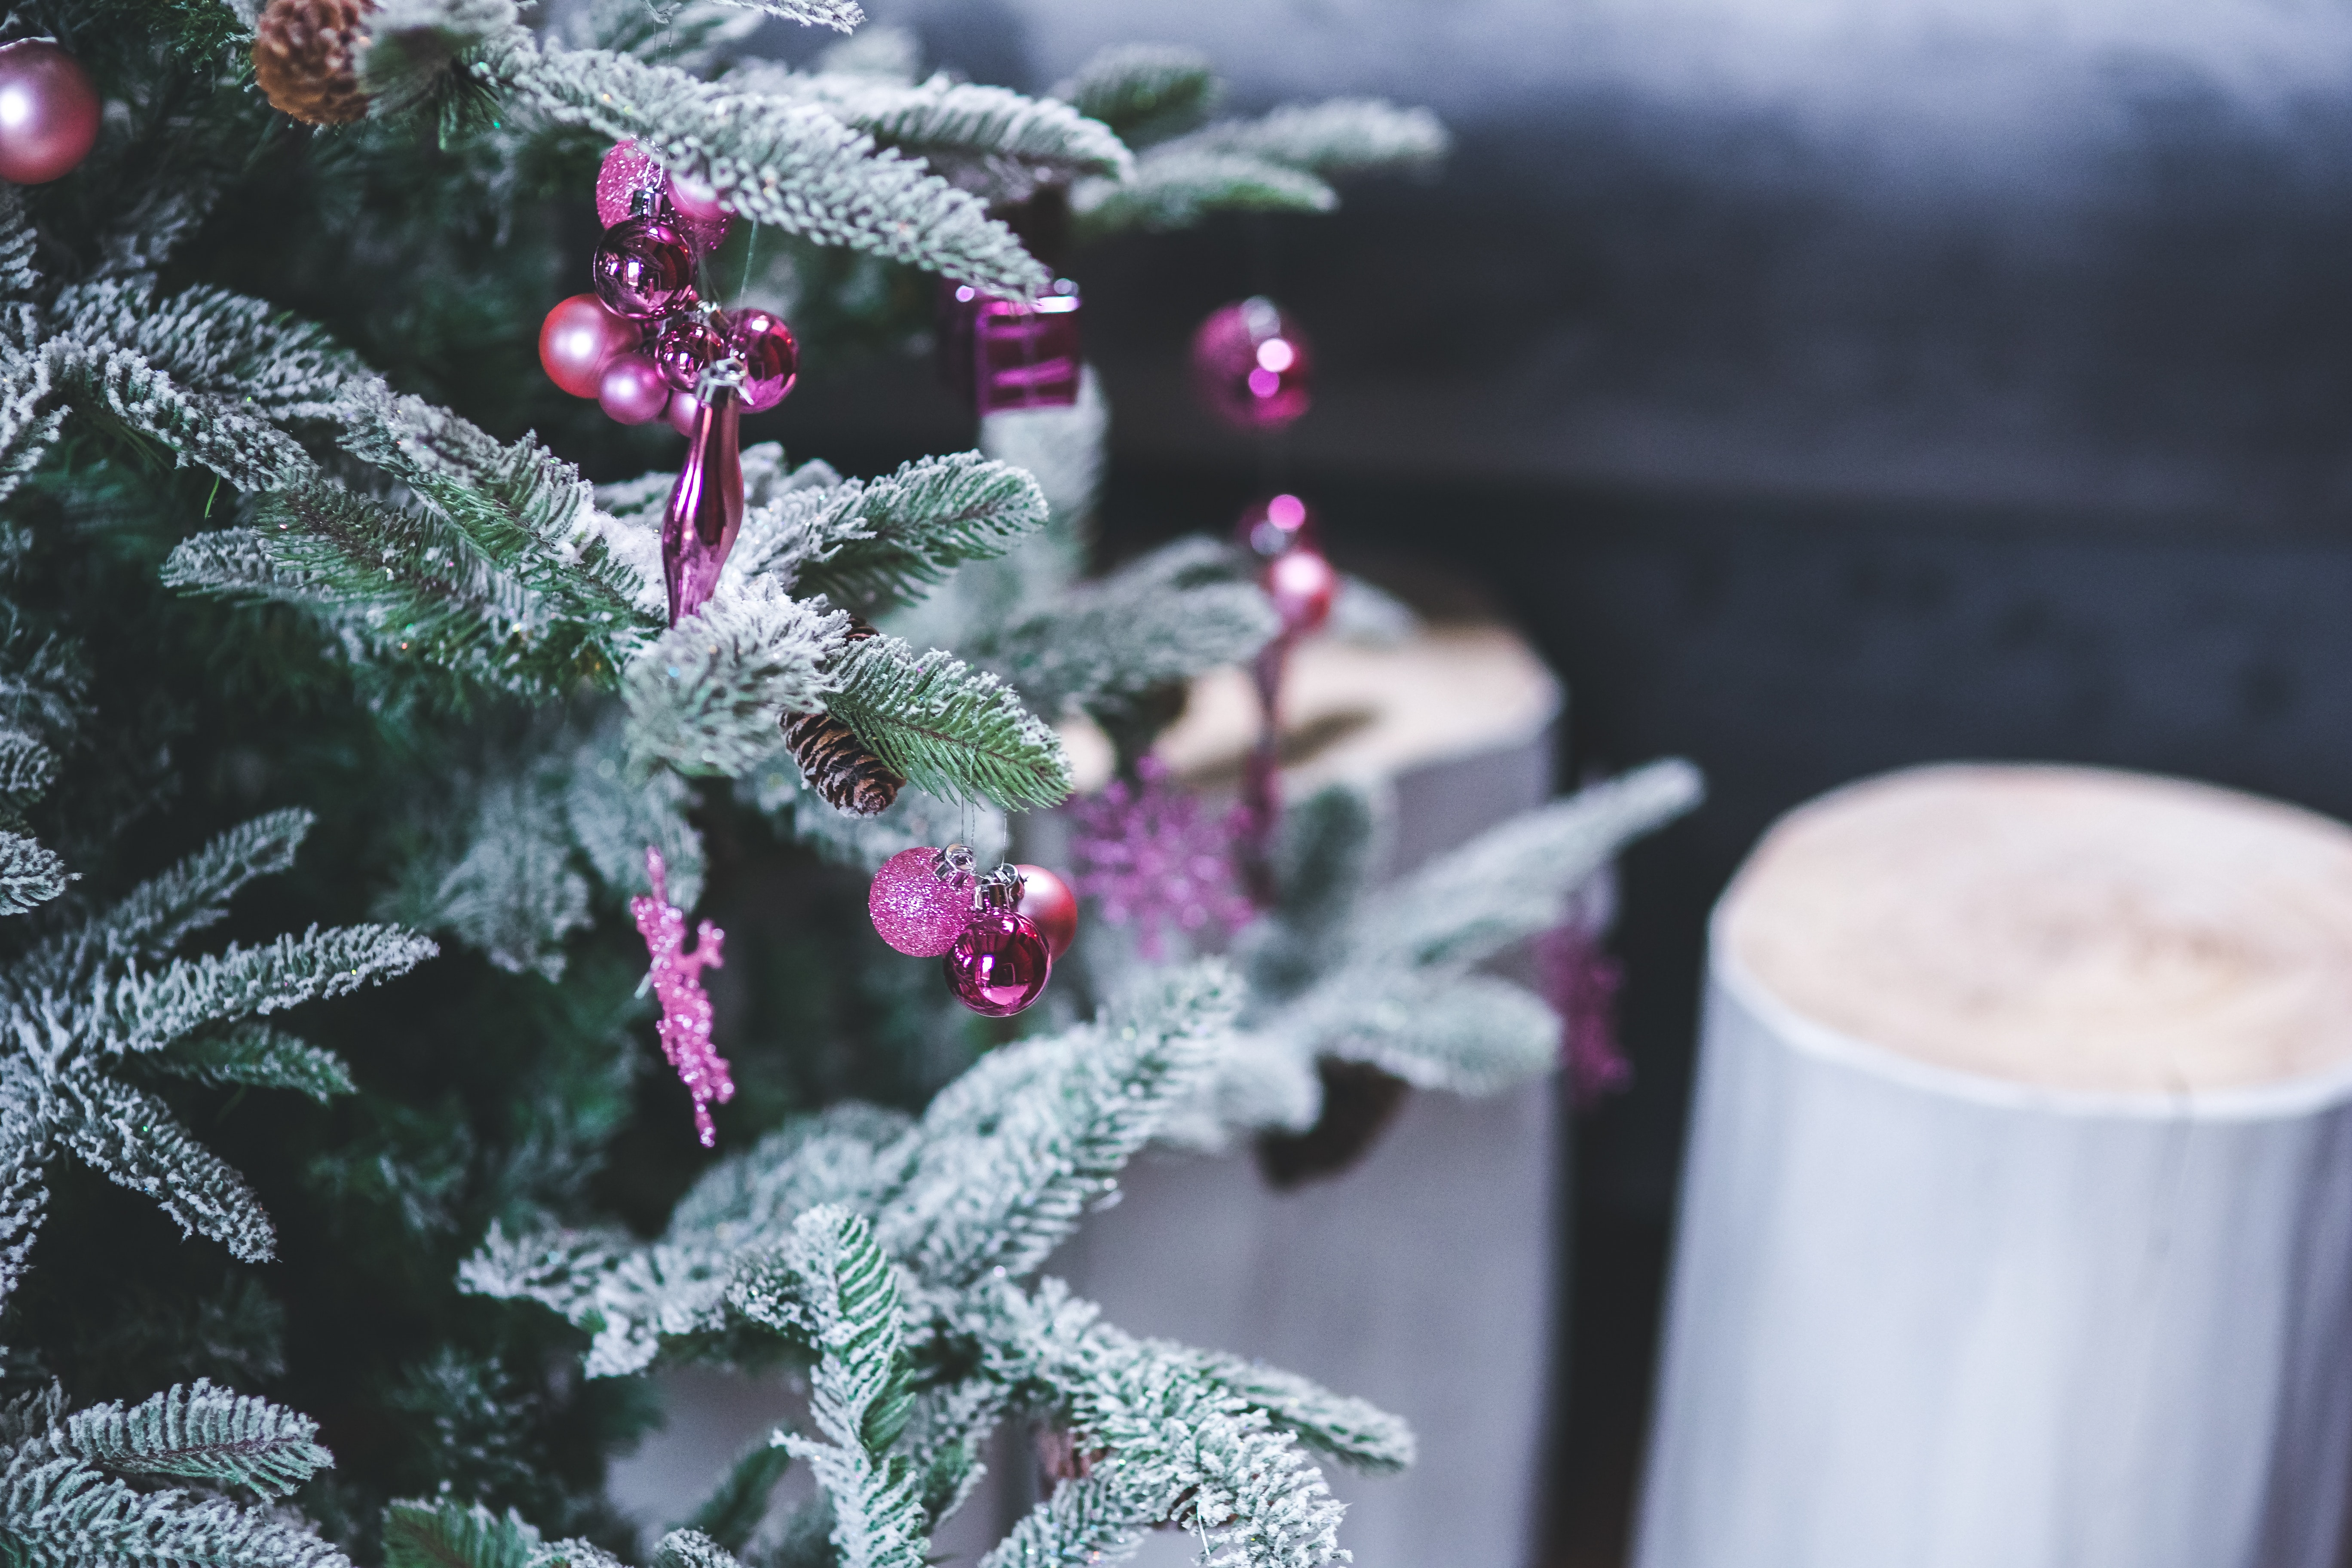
[945,910,1053,1017]
[869,847,978,956]
[661,389,743,624]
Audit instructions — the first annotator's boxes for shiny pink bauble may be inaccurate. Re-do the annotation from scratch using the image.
[0,42,100,186]
[592,217,698,321]
[539,294,640,398]
[1192,297,1312,432]
[944,910,1052,1017]
[869,847,977,957]
[598,352,671,425]
[1263,544,1338,636]
[1235,493,1321,560]
[1011,864,1079,959]
[666,389,702,437]
[595,140,665,229]
[723,307,799,412]
[652,312,725,393]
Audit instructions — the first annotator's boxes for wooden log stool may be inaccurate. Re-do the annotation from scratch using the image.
[1636,763,2352,1568]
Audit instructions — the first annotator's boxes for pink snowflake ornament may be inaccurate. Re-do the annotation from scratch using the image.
[1068,756,1255,959]
[630,846,735,1147]
[1541,889,1629,1111]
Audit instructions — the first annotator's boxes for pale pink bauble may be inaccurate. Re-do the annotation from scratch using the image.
[598,352,671,425]
[0,41,100,186]
[540,294,639,399]
[1011,863,1079,959]
[869,847,977,956]
[666,389,701,437]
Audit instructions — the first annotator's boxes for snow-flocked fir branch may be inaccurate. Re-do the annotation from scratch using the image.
[624,581,849,778]
[462,964,1389,1568]
[756,453,1051,616]
[822,633,1071,810]
[0,811,434,1299]
[0,1381,347,1568]
[1052,45,1220,148]
[487,35,1050,298]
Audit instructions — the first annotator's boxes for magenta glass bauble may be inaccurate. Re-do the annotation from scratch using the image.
[652,312,725,394]
[599,352,671,426]
[0,41,100,186]
[1192,296,1312,432]
[945,910,1052,1017]
[1235,493,1321,560]
[869,847,977,957]
[596,141,665,229]
[661,389,743,624]
[539,294,639,399]
[724,307,799,412]
[1263,543,1338,636]
[1011,863,1079,960]
[665,389,701,437]
[593,217,698,322]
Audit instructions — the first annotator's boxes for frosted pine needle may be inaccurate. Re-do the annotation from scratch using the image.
[1068,756,1253,959]
[631,846,735,1147]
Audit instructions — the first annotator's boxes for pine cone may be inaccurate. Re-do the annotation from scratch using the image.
[784,616,906,818]
[252,0,376,126]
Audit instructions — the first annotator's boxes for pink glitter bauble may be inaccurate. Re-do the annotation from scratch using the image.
[1263,544,1338,637]
[724,307,799,412]
[596,140,665,229]
[652,312,725,394]
[869,846,976,956]
[0,41,100,186]
[1236,493,1320,560]
[1011,863,1079,959]
[539,294,638,399]
[592,217,698,322]
[666,389,701,436]
[944,910,1052,1017]
[598,351,671,425]
[1191,296,1312,432]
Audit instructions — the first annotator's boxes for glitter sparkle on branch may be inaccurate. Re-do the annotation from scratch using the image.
[631,846,735,1147]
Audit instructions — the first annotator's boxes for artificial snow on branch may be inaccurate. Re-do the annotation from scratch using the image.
[821,633,1071,811]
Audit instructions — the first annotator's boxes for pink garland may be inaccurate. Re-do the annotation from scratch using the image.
[630,846,735,1147]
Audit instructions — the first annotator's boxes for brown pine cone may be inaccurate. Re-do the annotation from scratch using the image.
[252,0,376,126]
[784,616,906,818]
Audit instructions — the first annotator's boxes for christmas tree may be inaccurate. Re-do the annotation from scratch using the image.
[0,3,1700,1565]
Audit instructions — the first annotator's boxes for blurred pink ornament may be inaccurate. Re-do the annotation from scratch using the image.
[724,306,799,411]
[1542,885,1629,1111]
[1235,492,1320,560]
[966,279,1082,413]
[1069,756,1254,959]
[593,215,698,321]
[1192,296,1312,431]
[629,846,735,1147]
[665,169,734,251]
[666,389,701,436]
[945,907,1052,1017]
[1263,543,1338,637]
[1011,862,1080,959]
[539,293,639,398]
[0,41,99,186]
[598,351,670,425]
[597,141,729,251]
[869,845,978,957]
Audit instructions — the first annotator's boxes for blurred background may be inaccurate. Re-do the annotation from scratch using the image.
[746,0,2352,1561]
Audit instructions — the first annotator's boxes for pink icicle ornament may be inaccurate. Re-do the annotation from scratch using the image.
[630,846,735,1147]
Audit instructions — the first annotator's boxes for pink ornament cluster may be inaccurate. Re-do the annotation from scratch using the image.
[538,142,799,438]
[629,846,736,1147]
[867,848,1074,1019]
[1068,757,1255,960]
